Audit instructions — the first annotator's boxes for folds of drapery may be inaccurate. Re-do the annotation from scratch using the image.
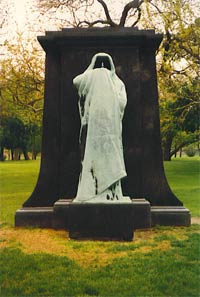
[73,53,127,202]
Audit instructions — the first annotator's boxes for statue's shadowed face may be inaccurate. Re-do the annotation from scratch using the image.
[93,56,111,70]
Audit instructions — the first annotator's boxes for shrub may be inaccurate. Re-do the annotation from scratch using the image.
[184,145,196,157]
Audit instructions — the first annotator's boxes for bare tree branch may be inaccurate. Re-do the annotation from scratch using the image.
[131,7,141,27]
[77,19,112,27]
[170,136,199,158]
[119,0,144,26]
[149,1,163,14]
[97,0,117,27]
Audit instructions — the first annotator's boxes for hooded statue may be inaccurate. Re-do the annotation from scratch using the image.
[73,53,129,203]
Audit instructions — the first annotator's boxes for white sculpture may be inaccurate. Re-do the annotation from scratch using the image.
[73,53,130,203]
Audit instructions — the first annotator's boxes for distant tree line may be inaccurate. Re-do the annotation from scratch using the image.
[0,117,41,161]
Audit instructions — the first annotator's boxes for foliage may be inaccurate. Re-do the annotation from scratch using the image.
[0,117,29,151]
[184,143,197,157]
[154,9,200,160]
[160,76,199,160]
[0,117,41,161]
[1,1,199,161]
[0,34,43,160]
[0,33,44,125]
[36,0,199,161]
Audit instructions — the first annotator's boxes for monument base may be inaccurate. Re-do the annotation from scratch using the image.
[132,198,151,229]
[151,206,191,227]
[69,202,134,241]
[15,207,53,228]
[15,200,191,233]
[53,199,72,229]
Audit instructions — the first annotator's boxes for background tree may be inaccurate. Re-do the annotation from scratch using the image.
[0,117,42,161]
[0,33,44,121]
[0,117,29,160]
[27,124,42,160]
[0,33,44,161]
[37,0,151,28]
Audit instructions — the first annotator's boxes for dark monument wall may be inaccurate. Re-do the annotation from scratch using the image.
[23,28,182,207]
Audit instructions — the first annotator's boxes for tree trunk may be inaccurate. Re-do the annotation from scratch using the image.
[13,149,21,160]
[11,149,14,160]
[23,149,30,160]
[174,147,177,158]
[0,147,4,161]
[8,150,11,160]
[31,141,37,160]
[32,151,37,160]
[179,148,182,157]
[163,136,173,161]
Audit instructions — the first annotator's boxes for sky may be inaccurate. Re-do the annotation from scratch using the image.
[0,0,127,57]
[1,0,200,55]
[13,0,26,29]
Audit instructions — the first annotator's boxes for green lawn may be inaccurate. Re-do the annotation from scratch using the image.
[0,227,199,297]
[164,156,200,217]
[0,157,199,297]
[0,160,40,226]
[0,157,199,225]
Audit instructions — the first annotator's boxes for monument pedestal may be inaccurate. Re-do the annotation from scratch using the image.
[53,199,72,229]
[15,207,53,228]
[151,206,191,227]
[69,202,134,241]
[15,199,191,232]
[132,198,151,229]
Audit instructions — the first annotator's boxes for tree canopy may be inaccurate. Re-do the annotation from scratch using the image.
[1,0,199,160]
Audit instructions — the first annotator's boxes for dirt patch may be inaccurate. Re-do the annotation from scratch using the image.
[191,217,200,224]
[0,226,192,267]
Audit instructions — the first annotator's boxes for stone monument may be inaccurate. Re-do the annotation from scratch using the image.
[15,28,190,236]
[69,52,133,240]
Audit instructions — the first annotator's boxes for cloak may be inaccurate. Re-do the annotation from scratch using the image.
[73,53,127,202]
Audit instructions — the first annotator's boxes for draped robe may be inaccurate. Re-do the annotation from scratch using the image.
[73,53,129,203]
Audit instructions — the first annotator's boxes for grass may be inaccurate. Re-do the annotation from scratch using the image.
[0,160,40,226]
[0,226,199,296]
[0,157,200,296]
[164,156,200,217]
[0,156,199,226]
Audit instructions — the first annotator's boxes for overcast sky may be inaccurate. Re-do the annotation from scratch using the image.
[0,0,199,54]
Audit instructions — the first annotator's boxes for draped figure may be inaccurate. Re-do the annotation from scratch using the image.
[73,53,129,203]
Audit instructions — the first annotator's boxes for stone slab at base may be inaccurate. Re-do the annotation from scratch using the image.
[132,198,151,229]
[15,201,191,231]
[69,202,134,241]
[53,198,151,231]
[15,207,53,228]
[53,199,72,229]
[151,206,191,227]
